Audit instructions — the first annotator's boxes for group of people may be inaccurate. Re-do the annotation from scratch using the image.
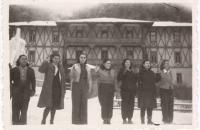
[10,52,174,125]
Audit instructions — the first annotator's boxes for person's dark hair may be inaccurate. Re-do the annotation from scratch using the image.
[100,59,111,70]
[121,58,132,70]
[16,54,29,67]
[50,53,60,63]
[160,60,169,71]
[77,52,87,64]
[139,59,151,72]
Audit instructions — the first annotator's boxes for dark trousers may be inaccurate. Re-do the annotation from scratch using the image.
[12,96,30,125]
[140,107,153,123]
[121,91,135,120]
[98,84,114,121]
[72,84,88,124]
[160,88,174,123]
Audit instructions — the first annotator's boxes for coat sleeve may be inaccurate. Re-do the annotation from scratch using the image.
[69,64,76,81]
[60,64,66,94]
[10,68,14,98]
[30,68,36,92]
[117,69,123,82]
[38,61,49,73]
[114,70,120,93]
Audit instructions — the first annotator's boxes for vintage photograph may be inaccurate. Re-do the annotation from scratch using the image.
[6,0,195,128]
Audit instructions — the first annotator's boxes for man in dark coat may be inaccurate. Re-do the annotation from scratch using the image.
[10,55,36,125]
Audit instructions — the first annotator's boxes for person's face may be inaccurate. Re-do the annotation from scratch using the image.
[125,60,131,69]
[79,54,87,64]
[52,56,60,65]
[19,56,28,67]
[104,60,111,69]
[143,61,151,69]
[164,61,170,70]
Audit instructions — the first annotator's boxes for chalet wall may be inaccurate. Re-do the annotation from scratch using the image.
[9,24,192,87]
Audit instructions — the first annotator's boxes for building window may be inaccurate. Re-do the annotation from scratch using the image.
[52,30,59,42]
[29,29,36,42]
[150,51,157,64]
[127,50,133,58]
[126,30,133,38]
[76,50,83,60]
[150,31,156,42]
[76,29,84,38]
[101,50,108,59]
[176,73,182,84]
[52,50,59,55]
[101,29,109,38]
[28,50,35,63]
[9,27,16,40]
[174,51,182,64]
[174,31,181,43]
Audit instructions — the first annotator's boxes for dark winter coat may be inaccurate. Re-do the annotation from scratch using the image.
[37,61,65,109]
[117,69,137,92]
[10,66,36,99]
[137,68,157,108]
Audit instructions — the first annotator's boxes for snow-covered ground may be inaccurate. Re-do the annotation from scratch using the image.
[24,87,192,125]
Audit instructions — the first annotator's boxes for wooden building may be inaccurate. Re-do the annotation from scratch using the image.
[9,18,192,87]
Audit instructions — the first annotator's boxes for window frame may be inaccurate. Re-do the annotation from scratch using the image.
[101,50,108,60]
[176,73,183,84]
[52,29,59,42]
[28,50,36,63]
[174,51,182,64]
[150,51,158,64]
[29,29,36,42]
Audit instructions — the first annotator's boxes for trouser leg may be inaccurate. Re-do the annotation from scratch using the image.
[12,98,21,125]
[140,108,145,124]
[107,90,114,121]
[20,97,30,125]
[168,89,174,123]
[121,91,129,120]
[72,84,81,124]
[160,89,168,123]
[128,92,135,121]
[147,108,153,122]
[80,87,88,124]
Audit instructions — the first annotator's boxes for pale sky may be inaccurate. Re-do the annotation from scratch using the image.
[9,0,192,18]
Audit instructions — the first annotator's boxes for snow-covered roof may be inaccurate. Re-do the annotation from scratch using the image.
[9,18,192,27]
[9,21,57,26]
[153,21,192,27]
[57,17,153,23]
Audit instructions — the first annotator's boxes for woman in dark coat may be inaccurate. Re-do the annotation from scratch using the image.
[37,53,65,124]
[138,60,157,125]
[158,60,174,124]
[70,52,93,124]
[117,58,137,124]
[95,59,118,124]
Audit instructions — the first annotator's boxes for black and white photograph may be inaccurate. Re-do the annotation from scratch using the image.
[2,0,198,129]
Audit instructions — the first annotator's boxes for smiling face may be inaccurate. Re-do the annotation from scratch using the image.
[79,54,87,64]
[19,55,28,67]
[143,61,151,70]
[52,56,60,65]
[125,60,131,69]
[104,60,111,69]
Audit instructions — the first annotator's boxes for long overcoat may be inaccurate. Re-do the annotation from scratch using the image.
[138,69,157,108]
[37,61,65,109]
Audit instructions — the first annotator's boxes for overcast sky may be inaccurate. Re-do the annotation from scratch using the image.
[9,0,192,17]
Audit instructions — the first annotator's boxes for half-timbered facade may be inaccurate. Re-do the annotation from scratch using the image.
[9,18,192,87]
